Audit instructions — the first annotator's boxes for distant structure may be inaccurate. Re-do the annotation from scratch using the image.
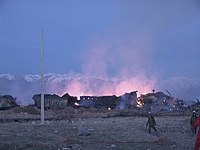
[0,95,18,110]
[79,95,118,109]
[33,93,78,109]
[78,91,138,110]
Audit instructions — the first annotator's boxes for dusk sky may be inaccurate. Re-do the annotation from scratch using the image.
[1,0,200,101]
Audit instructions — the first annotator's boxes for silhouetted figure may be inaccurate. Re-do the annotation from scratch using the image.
[146,112,157,134]
[191,111,198,134]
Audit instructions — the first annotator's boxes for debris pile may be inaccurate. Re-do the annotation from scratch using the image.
[61,93,78,107]
[136,92,188,113]
[33,94,68,109]
[1,90,198,115]
[188,98,200,112]
[32,93,78,109]
[0,95,18,110]
[117,91,137,109]
[31,91,195,113]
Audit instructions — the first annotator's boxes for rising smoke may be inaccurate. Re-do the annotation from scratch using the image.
[1,0,200,104]
[62,31,157,98]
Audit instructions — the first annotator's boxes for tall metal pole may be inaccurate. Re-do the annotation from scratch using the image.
[0,16,2,91]
[40,29,45,124]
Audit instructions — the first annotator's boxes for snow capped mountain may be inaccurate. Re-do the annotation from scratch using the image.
[0,74,15,80]
[0,73,200,105]
[23,74,41,82]
[0,73,121,105]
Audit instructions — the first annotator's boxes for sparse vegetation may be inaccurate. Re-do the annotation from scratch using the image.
[0,106,196,150]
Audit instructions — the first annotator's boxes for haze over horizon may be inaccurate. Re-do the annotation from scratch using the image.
[0,0,200,103]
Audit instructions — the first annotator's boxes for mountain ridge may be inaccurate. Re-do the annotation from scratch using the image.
[0,73,200,105]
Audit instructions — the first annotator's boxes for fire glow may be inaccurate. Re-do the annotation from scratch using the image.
[60,76,155,101]
[74,102,80,106]
[136,99,143,108]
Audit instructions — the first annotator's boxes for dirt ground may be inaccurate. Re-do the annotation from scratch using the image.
[0,107,197,150]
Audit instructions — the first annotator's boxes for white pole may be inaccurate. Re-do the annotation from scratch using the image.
[0,21,2,90]
[40,29,45,124]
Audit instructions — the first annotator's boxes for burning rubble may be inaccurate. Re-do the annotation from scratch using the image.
[30,90,199,114]
[1,90,198,114]
[136,92,177,113]
[73,90,190,113]
[31,90,191,113]
[135,91,191,114]
[116,91,138,110]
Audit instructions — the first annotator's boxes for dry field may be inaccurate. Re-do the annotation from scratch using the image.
[0,107,197,150]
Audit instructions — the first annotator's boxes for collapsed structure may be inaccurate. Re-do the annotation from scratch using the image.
[31,90,190,113]
[136,92,188,113]
[1,90,198,113]
[117,91,138,109]
[32,93,77,109]
[0,95,18,110]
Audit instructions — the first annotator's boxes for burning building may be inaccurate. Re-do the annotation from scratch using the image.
[136,92,174,112]
[32,90,191,113]
[116,91,138,109]
[77,91,138,110]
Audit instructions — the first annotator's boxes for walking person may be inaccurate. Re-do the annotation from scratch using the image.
[191,111,198,134]
[146,112,157,134]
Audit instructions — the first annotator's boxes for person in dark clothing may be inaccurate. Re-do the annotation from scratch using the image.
[191,111,198,134]
[146,112,157,134]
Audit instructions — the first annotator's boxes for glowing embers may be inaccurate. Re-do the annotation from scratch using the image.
[136,99,143,108]
[77,92,84,100]
[74,102,80,106]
